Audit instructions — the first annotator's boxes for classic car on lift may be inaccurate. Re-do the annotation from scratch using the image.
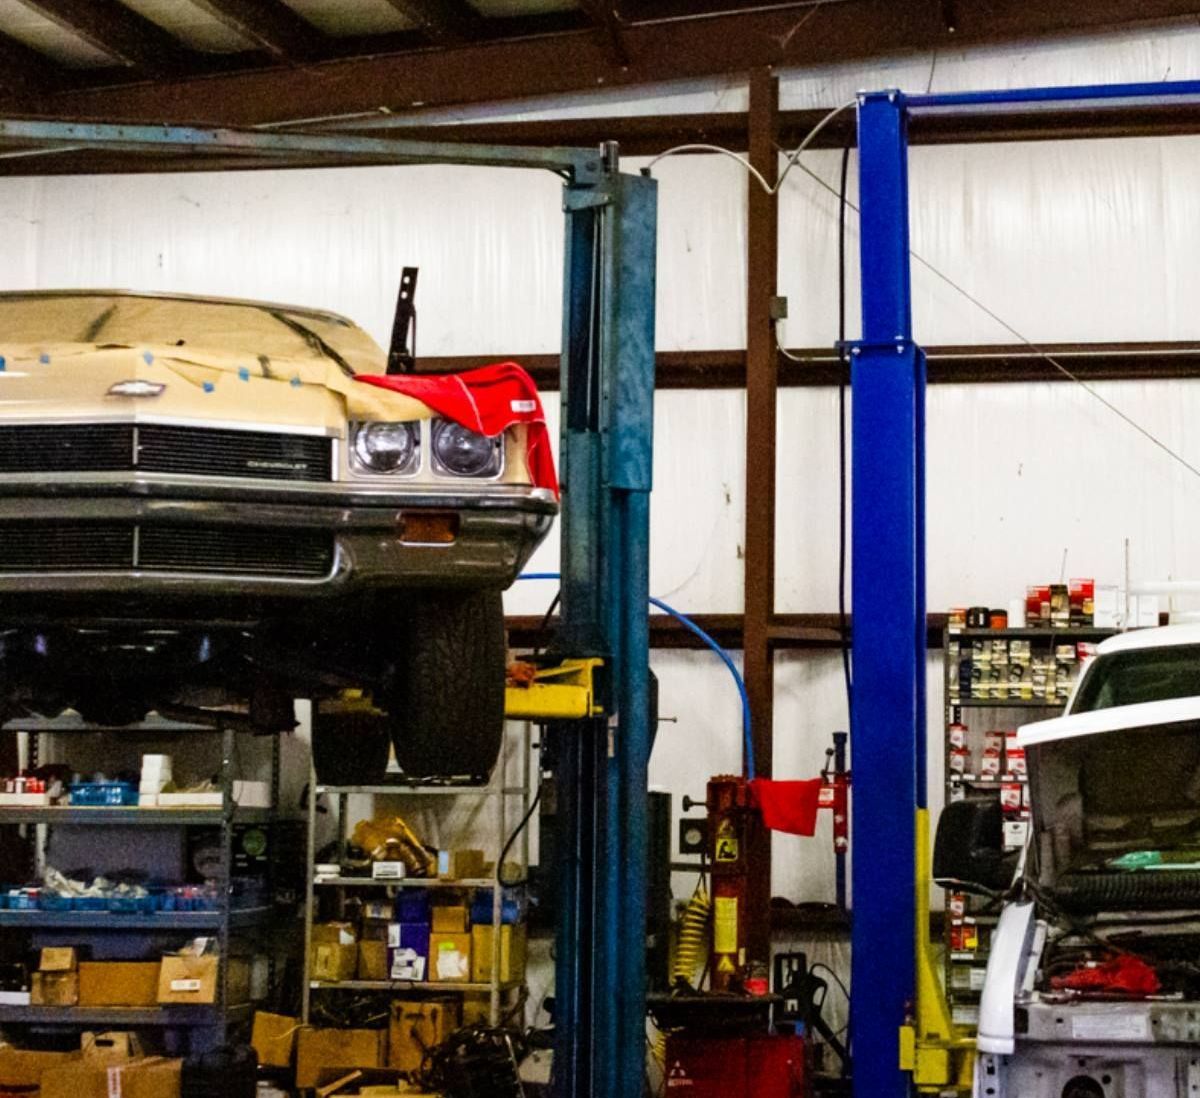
[936,625,1200,1098]
[0,290,555,785]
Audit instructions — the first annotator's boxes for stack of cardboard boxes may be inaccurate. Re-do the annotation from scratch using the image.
[0,1032,181,1097]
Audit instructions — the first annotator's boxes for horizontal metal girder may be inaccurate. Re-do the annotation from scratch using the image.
[0,118,604,182]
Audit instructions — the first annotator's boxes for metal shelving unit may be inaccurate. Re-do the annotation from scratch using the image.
[941,624,1118,1030]
[302,727,535,1027]
[0,714,292,1051]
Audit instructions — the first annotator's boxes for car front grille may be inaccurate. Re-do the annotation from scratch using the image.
[0,423,333,482]
[0,523,335,579]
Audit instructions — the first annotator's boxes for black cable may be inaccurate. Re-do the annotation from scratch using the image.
[497,785,542,886]
[836,144,853,723]
[533,589,562,657]
[811,961,851,1009]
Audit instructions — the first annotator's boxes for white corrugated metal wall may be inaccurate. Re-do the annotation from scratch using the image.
[4,23,1200,1020]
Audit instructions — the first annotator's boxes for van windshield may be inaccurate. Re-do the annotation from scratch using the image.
[1072,645,1200,713]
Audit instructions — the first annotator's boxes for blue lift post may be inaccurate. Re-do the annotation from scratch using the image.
[850,78,1200,1098]
[850,89,926,1098]
[0,117,656,1098]
[553,147,658,1098]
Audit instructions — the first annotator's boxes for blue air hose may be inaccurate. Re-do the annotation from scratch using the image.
[515,573,755,779]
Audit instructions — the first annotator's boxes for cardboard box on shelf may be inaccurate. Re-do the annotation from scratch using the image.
[32,971,80,1007]
[0,1049,75,1091]
[388,923,430,981]
[251,1011,299,1069]
[440,849,486,882]
[78,963,160,1008]
[314,922,358,945]
[471,924,527,985]
[40,947,78,972]
[41,1055,182,1098]
[295,1028,386,1089]
[387,998,460,1072]
[358,941,389,982]
[429,932,471,983]
[312,942,359,983]
[156,954,218,1005]
[429,905,468,934]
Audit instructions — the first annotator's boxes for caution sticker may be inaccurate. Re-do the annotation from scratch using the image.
[714,818,739,862]
[713,895,739,956]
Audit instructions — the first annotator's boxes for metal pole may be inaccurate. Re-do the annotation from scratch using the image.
[850,89,925,1098]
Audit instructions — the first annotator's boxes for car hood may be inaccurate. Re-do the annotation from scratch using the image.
[1020,697,1200,881]
[0,341,437,433]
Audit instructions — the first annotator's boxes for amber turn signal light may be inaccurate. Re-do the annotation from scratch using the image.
[397,511,459,544]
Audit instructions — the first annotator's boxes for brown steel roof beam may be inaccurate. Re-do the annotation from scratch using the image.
[15,0,192,75]
[379,0,485,45]
[23,1,1200,125]
[190,0,329,63]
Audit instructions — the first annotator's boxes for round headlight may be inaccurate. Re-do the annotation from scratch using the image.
[432,420,500,477]
[353,421,418,473]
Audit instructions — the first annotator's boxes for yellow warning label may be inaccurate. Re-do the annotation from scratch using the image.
[716,954,736,974]
[713,895,738,956]
[714,818,739,863]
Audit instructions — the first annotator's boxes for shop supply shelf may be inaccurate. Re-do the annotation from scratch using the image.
[949,699,1067,709]
[310,979,521,993]
[0,806,273,825]
[2,714,226,735]
[312,876,494,889]
[316,784,526,797]
[0,905,273,930]
[0,1003,251,1026]
[948,627,1120,641]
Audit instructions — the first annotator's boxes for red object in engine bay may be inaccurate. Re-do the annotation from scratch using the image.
[1050,954,1160,997]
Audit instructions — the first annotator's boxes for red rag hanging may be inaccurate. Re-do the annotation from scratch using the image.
[356,362,559,498]
[749,778,824,837]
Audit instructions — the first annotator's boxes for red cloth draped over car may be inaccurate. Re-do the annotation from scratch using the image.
[356,362,559,497]
[749,778,824,837]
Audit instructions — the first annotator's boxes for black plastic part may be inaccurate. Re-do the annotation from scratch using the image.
[387,266,419,374]
[311,703,390,786]
[1053,868,1200,912]
[933,796,1016,895]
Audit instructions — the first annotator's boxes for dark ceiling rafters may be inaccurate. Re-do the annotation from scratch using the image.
[575,0,630,66]
[16,1,1200,125]
[379,0,485,45]
[13,0,192,75]
[0,30,68,94]
[189,0,329,63]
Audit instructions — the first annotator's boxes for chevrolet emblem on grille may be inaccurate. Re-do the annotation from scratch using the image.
[247,459,309,472]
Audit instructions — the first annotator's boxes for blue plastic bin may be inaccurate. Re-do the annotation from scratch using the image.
[69,782,138,807]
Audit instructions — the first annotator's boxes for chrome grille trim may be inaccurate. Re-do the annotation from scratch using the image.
[0,423,334,482]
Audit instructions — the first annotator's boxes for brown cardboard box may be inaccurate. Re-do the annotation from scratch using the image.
[312,942,359,983]
[295,1028,386,1089]
[251,1011,298,1069]
[460,992,490,1027]
[429,905,468,934]
[40,947,78,972]
[32,971,80,1007]
[387,998,461,1072]
[470,924,527,985]
[440,849,486,881]
[157,955,218,1005]
[41,1056,181,1098]
[313,922,357,945]
[357,941,389,981]
[79,963,160,1007]
[0,1048,74,1089]
[428,931,471,982]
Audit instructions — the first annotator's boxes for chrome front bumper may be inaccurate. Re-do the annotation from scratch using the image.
[0,479,556,598]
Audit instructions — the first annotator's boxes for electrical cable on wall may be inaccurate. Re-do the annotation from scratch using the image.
[650,97,1200,487]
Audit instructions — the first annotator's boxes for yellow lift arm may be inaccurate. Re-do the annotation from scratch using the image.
[900,808,976,1094]
[504,658,604,721]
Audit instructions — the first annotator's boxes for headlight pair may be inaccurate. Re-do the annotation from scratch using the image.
[350,419,502,478]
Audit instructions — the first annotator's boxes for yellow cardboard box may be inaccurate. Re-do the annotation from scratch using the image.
[387,998,460,1072]
[470,924,526,985]
[295,1028,386,1089]
[251,1011,298,1069]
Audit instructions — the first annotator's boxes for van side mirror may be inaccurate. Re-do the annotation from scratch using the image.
[933,797,1018,895]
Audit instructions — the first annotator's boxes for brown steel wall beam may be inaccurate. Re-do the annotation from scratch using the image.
[19,2,1200,124]
[378,0,484,45]
[418,343,1200,389]
[743,68,778,967]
